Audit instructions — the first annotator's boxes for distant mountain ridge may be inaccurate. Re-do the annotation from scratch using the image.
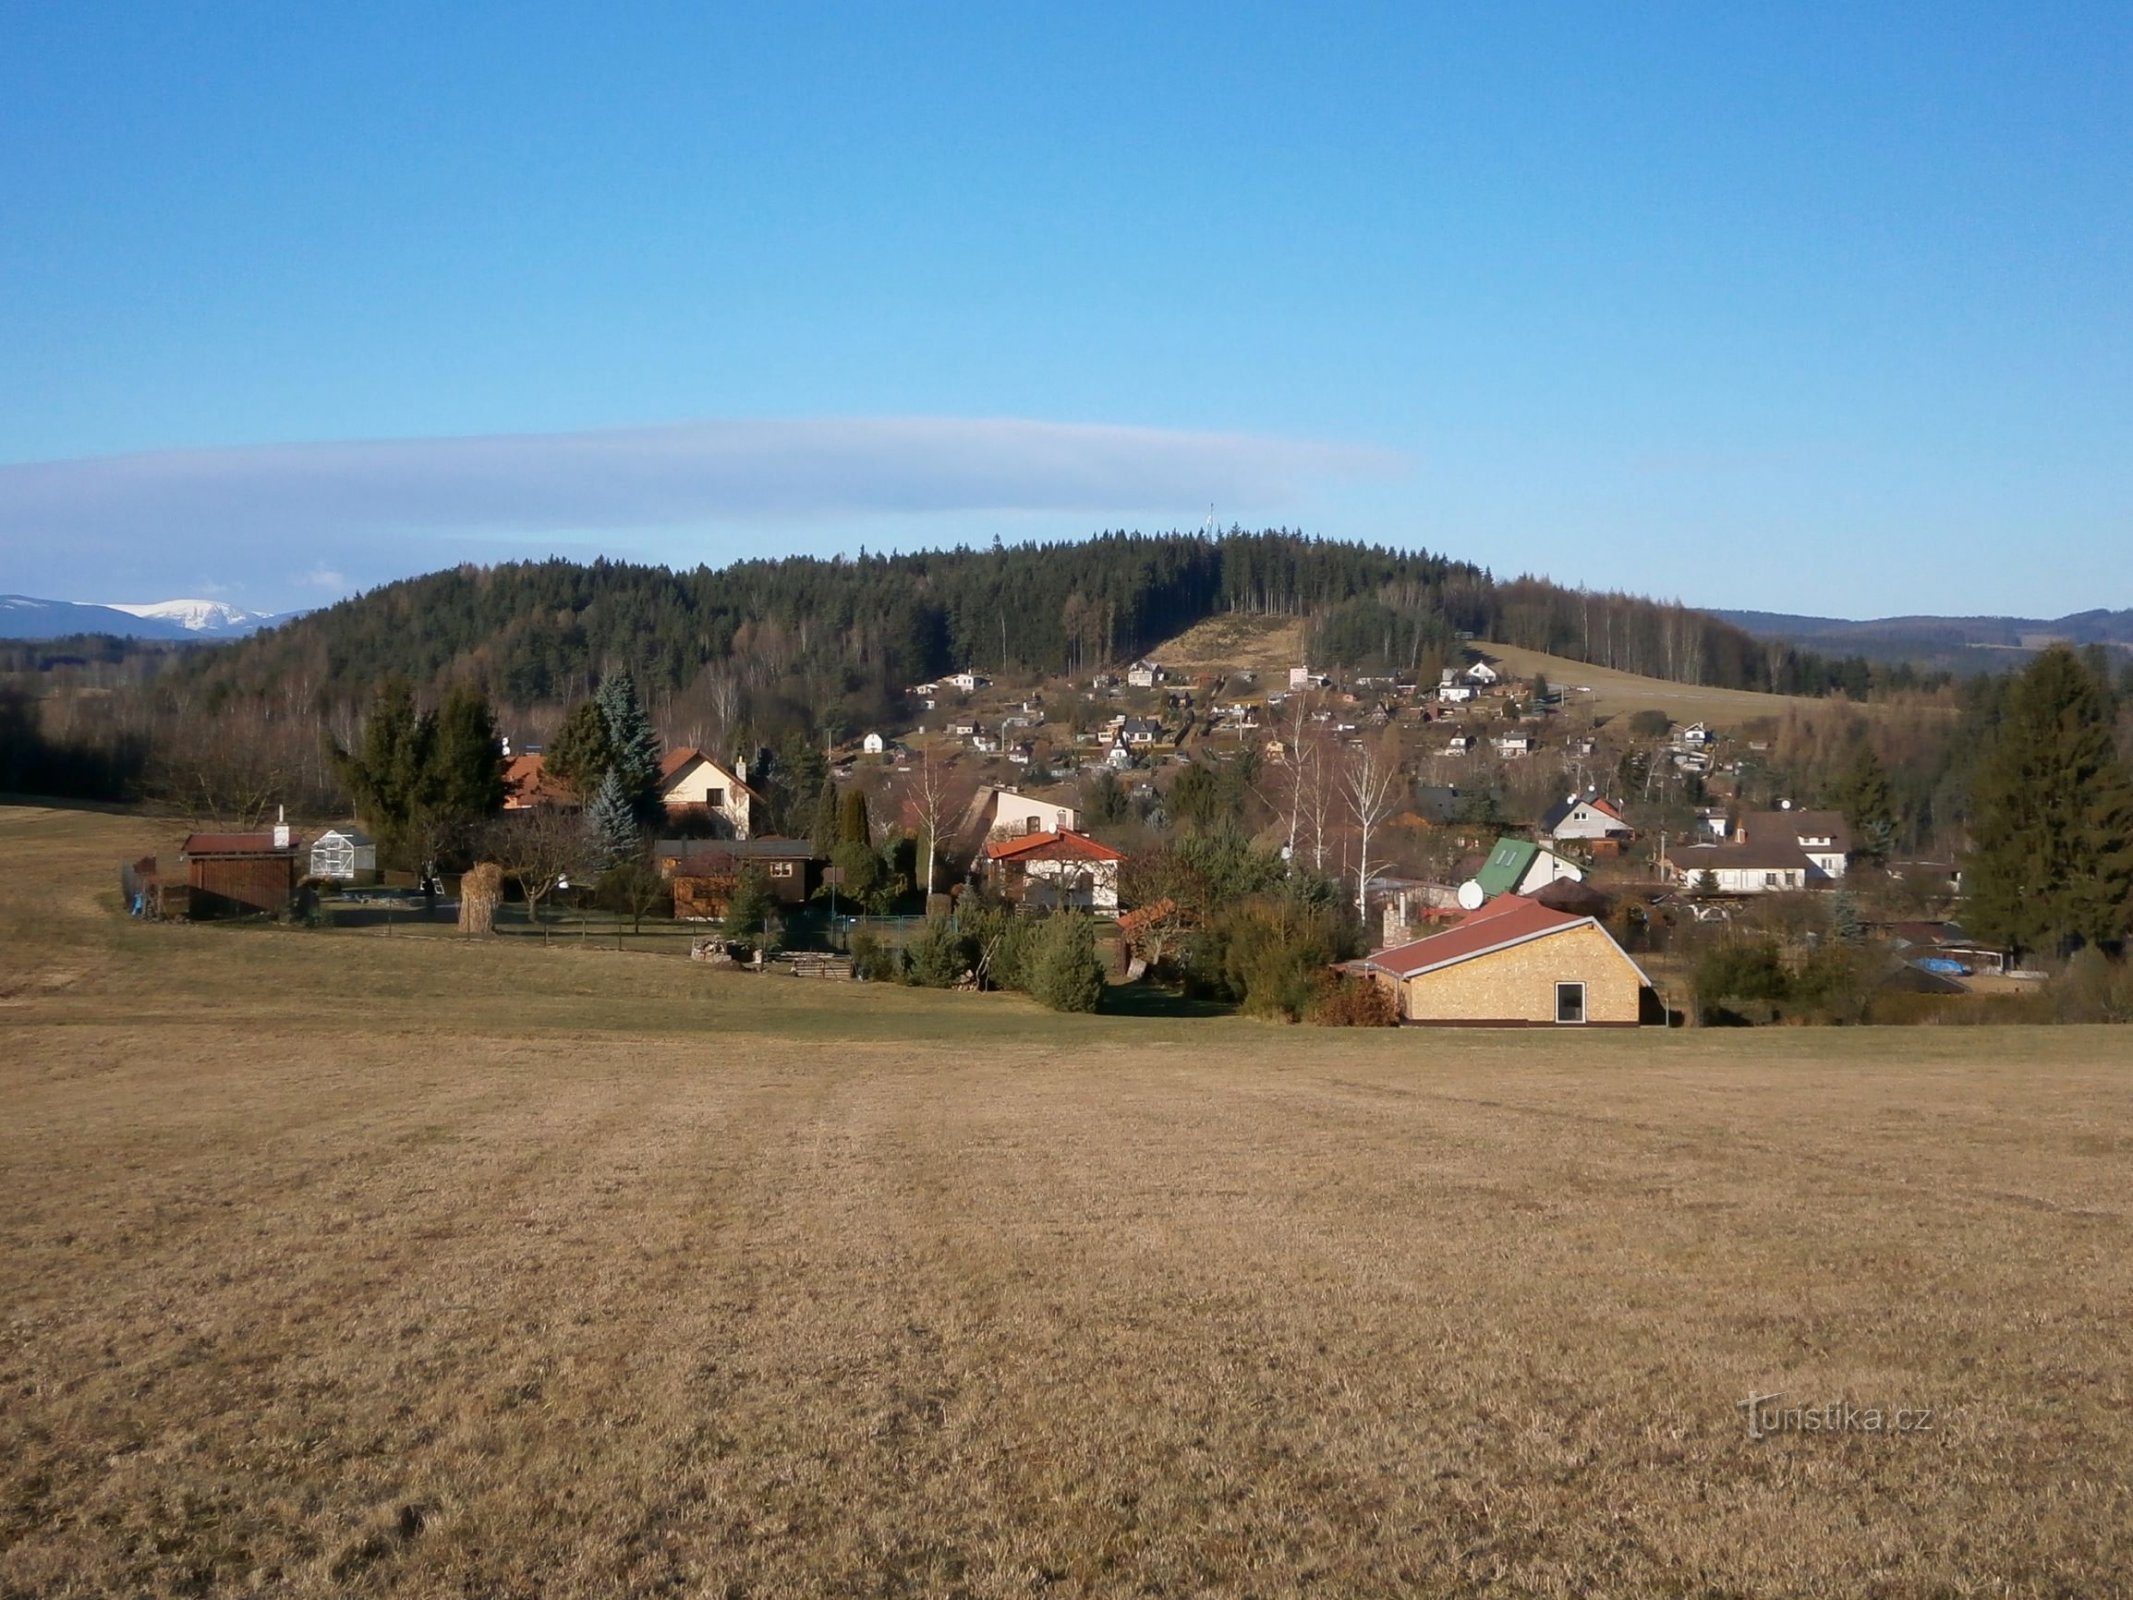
[0,594,298,641]
[1717,607,2133,672]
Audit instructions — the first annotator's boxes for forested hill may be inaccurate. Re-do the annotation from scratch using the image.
[188,531,1861,713]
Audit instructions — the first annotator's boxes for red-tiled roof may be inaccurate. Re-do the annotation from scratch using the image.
[503,753,575,807]
[1360,895,1587,979]
[659,746,705,780]
[181,832,301,857]
[985,830,1125,864]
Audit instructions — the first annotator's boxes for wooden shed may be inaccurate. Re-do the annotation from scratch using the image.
[1352,894,1655,1027]
[180,828,305,919]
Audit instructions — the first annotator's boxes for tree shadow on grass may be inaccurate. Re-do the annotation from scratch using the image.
[1101,981,1236,1020]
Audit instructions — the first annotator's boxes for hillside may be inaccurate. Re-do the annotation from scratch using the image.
[180,533,1858,717]
[1718,607,2133,675]
[1468,641,1921,727]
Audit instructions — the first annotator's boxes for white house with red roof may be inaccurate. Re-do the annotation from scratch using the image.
[983,830,1126,913]
[1539,790,1635,849]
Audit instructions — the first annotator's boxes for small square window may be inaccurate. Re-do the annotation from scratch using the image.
[769,861,795,878]
[1554,982,1586,1025]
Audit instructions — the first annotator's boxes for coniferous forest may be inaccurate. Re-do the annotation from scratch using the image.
[181,530,1859,711]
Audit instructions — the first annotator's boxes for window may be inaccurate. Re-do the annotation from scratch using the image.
[706,788,724,807]
[1554,982,1586,1025]
[769,861,795,878]
[1764,872,1779,888]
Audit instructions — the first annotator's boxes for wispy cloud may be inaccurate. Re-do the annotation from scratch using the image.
[0,416,1400,608]
[1,417,1396,536]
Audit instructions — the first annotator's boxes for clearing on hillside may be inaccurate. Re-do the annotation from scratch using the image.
[3,804,2129,1597]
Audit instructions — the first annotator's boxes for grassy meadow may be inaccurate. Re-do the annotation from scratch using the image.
[3,803,2130,1597]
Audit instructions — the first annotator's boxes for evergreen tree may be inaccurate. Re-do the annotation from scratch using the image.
[721,866,778,948]
[1029,912,1105,1012]
[809,778,843,857]
[428,683,506,821]
[331,677,437,862]
[1833,743,1895,862]
[771,732,828,836]
[545,698,613,800]
[585,768,640,870]
[1963,646,2133,958]
[839,787,873,846]
[595,669,662,816]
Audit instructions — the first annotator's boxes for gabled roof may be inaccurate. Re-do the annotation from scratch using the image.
[658,747,762,798]
[1473,837,1539,896]
[1744,809,1850,853]
[181,832,301,858]
[1539,791,1631,834]
[986,831,1125,864]
[1359,895,1649,984]
[658,835,814,863]
[504,752,575,807]
[312,827,373,846]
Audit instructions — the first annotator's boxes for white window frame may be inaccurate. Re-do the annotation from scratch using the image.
[1554,982,1587,1025]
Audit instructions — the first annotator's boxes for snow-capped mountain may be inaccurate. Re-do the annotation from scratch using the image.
[98,597,277,635]
[0,594,300,641]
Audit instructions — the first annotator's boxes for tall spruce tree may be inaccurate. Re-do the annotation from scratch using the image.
[332,677,436,862]
[1963,646,2133,958]
[595,669,663,818]
[585,768,641,870]
[1833,742,1895,862]
[429,683,506,822]
[545,698,613,801]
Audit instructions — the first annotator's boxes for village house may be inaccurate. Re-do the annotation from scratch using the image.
[983,830,1126,913]
[657,748,759,838]
[861,731,886,755]
[1471,837,1585,901]
[1444,733,1474,756]
[1351,893,1656,1026]
[1463,660,1502,687]
[1667,807,1850,894]
[308,827,378,883]
[1120,716,1164,746]
[1126,659,1164,688]
[657,837,818,919]
[1494,731,1536,759]
[947,671,988,693]
[1438,682,1478,704]
[1539,791,1634,852]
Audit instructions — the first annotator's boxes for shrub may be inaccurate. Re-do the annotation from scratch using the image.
[848,930,903,983]
[903,916,974,988]
[1307,972,1398,1027]
[1028,913,1105,1013]
[1627,709,1671,739]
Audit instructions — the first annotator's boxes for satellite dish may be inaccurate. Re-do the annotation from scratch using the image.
[1456,880,1486,911]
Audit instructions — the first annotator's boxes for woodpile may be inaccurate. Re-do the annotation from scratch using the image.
[459,862,503,935]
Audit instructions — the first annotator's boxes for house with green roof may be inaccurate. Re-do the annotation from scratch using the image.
[1472,837,1585,901]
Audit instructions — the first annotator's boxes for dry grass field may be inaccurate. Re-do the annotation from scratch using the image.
[4,803,2131,1597]
[1148,615,1914,730]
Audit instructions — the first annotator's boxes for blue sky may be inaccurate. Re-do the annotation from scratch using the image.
[2,3,2128,617]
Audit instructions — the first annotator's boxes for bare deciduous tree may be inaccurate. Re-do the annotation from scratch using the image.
[1342,732,1403,921]
[485,807,584,925]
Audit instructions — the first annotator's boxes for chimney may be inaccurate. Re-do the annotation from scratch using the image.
[273,804,291,850]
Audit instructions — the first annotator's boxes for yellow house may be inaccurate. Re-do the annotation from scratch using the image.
[1355,895,1654,1026]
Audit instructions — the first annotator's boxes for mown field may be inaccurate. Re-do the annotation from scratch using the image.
[1148,614,1917,729]
[4,804,2130,1597]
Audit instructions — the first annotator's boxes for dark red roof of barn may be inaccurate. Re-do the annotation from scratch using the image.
[181,832,302,857]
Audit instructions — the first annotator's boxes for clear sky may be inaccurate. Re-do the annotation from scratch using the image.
[3,3,2128,617]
